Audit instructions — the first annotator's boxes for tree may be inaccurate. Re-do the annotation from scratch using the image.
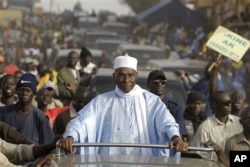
[120,0,161,14]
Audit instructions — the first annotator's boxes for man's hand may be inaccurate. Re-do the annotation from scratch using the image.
[58,137,76,155]
[204,140,222,153]
[34,155,54,167]
[91,66,98,75]
[205,140,229,167]
[169,135,189,153]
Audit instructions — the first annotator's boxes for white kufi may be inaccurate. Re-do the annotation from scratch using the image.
[114,53,138,71]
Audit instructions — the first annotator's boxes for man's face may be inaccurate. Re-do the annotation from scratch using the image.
[36,89,52,107]
[214,93,232,116]
[231,91,244,111]
[80,56,92,67]
[148,77,167,97]
[1,77,16,97]
[113,67,138,93]
[240,108,250,132]
[187,101,204,116]
[73,91,89,112]
[17,87,35,105]
[67,52,78,68]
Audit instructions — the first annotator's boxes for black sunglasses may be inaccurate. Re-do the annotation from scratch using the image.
[218,100,231,106]
[151,80,167,85]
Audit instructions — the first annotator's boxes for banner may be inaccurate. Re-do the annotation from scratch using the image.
[206,25,250,62]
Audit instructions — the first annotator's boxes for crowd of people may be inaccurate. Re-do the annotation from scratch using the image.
[0,49,248,166]
[0,9,250,167]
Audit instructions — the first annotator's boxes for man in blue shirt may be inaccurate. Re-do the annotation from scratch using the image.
[147,70,188,139]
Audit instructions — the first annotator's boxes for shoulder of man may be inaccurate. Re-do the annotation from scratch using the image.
[162,96,180,108]
[0,104,15,112]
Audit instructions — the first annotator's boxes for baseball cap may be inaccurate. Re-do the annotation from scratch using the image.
[43,81,58,95]
[147,70,167,83]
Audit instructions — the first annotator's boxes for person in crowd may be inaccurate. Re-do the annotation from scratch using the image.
[53,86,92,135]
[224,106,250,158]
[0,73,54,144]
[147,69,188,139]
[191,91,243,152]
[59,54,188,156]
[209,56,247,118]
[178,58,224,116]
[57,50,81,105]
[35,88,69,128]
[230,90,246,117]
[77,47,97,87]
[232,55,250,101]
[183,91,207,143]
[36,63,52,90]
[0,74,18,106]
[13,70,24,84]
[0,135,61,166]
[22,58,39,77]
[3,53,19,75]
[201,105,250,167]
[0,121,32,144]
[43,80,63,109]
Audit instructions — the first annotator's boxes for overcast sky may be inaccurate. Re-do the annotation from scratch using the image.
[39,0,132,16]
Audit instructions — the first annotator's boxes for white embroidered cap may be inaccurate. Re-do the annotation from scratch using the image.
[113,53,138,71]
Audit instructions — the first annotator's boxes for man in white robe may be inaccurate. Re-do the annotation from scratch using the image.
[59,54,188,156]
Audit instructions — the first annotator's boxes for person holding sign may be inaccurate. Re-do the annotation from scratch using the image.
[179,58,225,116]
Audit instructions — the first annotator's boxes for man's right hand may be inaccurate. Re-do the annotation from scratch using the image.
[58,137,76,154]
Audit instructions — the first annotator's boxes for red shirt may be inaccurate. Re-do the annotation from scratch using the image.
[45,106,70,128]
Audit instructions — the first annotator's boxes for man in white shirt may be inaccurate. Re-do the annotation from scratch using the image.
[59,54,188,156]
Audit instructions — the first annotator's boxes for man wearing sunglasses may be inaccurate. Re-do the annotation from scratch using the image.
[191,91,243,159]
[147,70,188,140]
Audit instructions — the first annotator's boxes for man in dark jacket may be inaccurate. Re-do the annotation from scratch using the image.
[0,73,54,144]
[183,91,207,143]
[147,70,188,139]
